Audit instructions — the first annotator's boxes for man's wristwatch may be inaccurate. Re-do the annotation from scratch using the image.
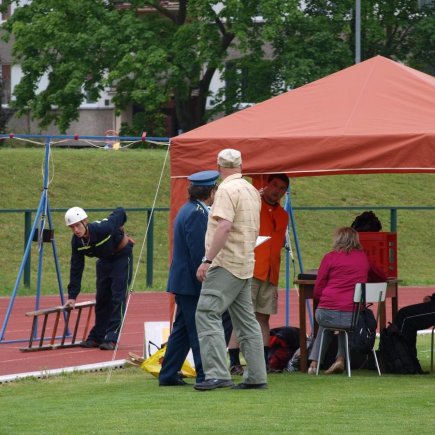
[201,256,212,264]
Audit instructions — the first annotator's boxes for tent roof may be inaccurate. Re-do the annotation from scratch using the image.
[170,56,435,177]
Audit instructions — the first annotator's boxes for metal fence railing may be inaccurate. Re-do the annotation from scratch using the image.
[0,207,169,288]
[0,205,434,288]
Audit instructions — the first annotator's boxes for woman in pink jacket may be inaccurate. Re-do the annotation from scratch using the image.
[308,227,385,374]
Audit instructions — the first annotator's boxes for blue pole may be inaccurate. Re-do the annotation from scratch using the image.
[34,139,52,316]
[355,0,361,64]
[390,208,397,232]
[0,197,44,340]
[146,210,154,287]
[24,211,32,287]
[46,200,65,302]
[0,133,169,142]
[284,193,290,326]
[285,182,314,330]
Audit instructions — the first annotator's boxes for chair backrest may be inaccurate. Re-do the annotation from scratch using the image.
[353,282,387,304]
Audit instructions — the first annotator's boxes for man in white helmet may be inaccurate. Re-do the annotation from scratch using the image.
[64,206,134,350]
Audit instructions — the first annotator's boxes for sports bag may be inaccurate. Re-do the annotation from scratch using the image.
[350,307,377,354]
[268,326,300,371]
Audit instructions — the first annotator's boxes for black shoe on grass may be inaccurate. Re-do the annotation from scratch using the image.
[194,379,233,391]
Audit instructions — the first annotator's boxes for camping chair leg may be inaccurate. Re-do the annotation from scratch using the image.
[316,330,325,376]
[344,331,351,377]
[372,347,381,376]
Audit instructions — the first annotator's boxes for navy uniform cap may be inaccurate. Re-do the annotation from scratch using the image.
[187,170,220,186]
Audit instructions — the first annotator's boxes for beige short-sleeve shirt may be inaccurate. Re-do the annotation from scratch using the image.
[206,173,260,279]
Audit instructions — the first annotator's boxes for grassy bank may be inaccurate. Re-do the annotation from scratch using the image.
[0,147,434,297]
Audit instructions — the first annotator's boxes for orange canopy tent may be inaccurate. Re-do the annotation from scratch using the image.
[171,55,435,215]
[169,55,435,325]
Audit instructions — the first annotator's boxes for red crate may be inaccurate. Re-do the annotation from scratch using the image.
[358,232,397,278]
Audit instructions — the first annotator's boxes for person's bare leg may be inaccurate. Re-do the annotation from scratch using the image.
[325,356,345,375]
[256,312,272,369]
[255,312,270,346]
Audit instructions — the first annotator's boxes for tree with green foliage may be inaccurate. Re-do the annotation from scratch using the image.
[0,0,302,134]
[1,1,434,135]
[298,1,435,73]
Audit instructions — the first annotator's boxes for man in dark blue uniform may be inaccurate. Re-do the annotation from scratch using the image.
[64,206,134,350]
[159,170,232,386]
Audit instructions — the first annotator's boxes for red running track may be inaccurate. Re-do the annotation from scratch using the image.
[0,287,432,378]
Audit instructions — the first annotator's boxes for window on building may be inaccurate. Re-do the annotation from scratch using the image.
[418,0,435,7]
[1,64,11,105]
[1,3,12,21]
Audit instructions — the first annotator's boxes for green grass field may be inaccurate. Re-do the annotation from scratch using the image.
[0,146,433,433]
[1,335,434,434]
[0,147,434,297]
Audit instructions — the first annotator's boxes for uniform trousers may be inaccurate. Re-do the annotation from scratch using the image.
[196,266,267,384]
[159,294,205,384]
[88,251,132,343]
[394,300,435,357]
[159,295,233,384]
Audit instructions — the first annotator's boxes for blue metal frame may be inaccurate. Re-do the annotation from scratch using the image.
[0,138,66,342]
[0,133,169,142]
[0,133,169,343]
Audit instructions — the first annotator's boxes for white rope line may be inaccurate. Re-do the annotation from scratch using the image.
[145,140,170,147]
[7,135,170,149]
[80,139,102,148]
[37,141,55,251]
[13,137,43,146]
[106,144,171,383]
[49,139,70,145]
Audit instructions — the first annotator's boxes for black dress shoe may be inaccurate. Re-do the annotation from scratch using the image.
[99,341,116,350]
[194,379,233,390]
[79,339,100,348]
[232,382,268,390]
[159,379,188,386]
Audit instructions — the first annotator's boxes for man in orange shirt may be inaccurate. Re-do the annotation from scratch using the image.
[228,173,289,374]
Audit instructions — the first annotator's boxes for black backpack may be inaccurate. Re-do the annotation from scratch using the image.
[350,307,377,354]
[379,323,423,374]
[268,326,300,371]
[351,211,382,232]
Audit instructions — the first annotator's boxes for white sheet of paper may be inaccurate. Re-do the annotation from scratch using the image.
[255,236,271,248]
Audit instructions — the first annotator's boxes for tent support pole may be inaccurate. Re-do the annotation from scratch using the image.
[285,182,314,330]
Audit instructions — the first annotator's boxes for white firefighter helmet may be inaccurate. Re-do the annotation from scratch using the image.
[65,207,88,226]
